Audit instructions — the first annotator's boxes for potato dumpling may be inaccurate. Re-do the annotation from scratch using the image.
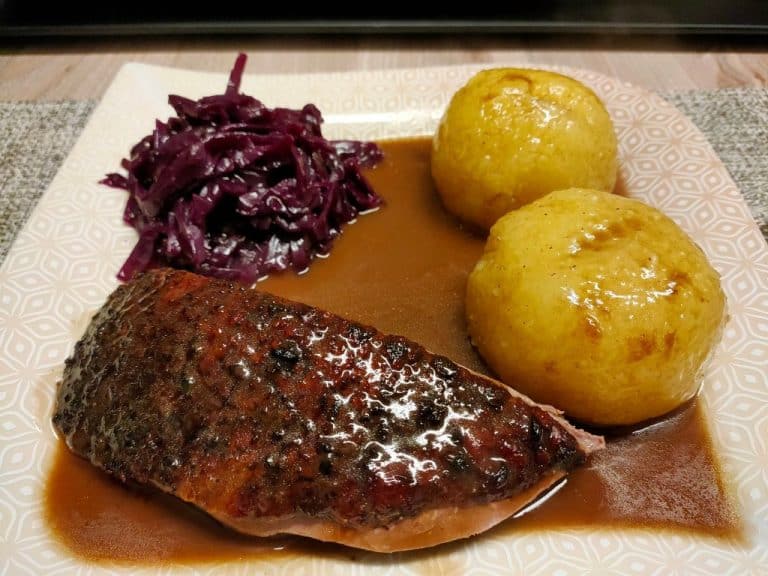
[466,188,726,426]
[432,68,618,230]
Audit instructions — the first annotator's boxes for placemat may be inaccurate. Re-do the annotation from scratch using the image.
[664,89,768,240]
[0,101,96,263]
[1,89,766,267]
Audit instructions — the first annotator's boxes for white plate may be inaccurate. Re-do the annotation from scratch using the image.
[1,63,767,575]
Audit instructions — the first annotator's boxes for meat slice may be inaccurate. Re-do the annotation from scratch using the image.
[53,268,603,552]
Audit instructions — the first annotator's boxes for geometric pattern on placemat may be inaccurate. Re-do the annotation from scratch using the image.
[663,88,768,241]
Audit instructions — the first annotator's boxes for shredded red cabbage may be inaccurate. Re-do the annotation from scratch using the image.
[102,53,383,283]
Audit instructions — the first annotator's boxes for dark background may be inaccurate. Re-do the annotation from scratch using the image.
[1,1,767,37]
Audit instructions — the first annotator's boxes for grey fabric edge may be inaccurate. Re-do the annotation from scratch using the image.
[0,100,98,265]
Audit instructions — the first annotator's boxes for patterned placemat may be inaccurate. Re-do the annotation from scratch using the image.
[664,89,768,240]
[1,89,766,267]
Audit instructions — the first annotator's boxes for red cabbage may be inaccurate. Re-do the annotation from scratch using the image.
[102,53,383,283]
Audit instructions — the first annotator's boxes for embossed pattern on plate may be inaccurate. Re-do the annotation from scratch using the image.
[1,63,766,575]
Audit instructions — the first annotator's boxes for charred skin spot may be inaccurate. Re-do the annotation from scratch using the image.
[271,340,302,362]
[446,451,471,473]
[530,416,543,445]
[319,458,333,476]
[375,419,392,442]
[483,386,506,412]
[416,403,447,430]
[384,339,409,364]
[347,324,374,343]
[432,356,458,380]
[488,462,510,492]
[271,340,303,368]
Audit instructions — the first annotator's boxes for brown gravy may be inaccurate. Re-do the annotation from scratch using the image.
[45,137,741,565]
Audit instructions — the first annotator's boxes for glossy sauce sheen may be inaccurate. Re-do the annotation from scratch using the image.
[46,137,741,564]
[54,268,592,536]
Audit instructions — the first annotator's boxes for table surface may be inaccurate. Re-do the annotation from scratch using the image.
[1,36,767,100]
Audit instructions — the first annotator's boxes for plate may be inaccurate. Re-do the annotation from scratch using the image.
[1,63,766,575]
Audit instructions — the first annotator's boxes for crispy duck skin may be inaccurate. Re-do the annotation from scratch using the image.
[53,268,603,552]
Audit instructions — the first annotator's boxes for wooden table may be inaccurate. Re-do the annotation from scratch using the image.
[1,36,767,100]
